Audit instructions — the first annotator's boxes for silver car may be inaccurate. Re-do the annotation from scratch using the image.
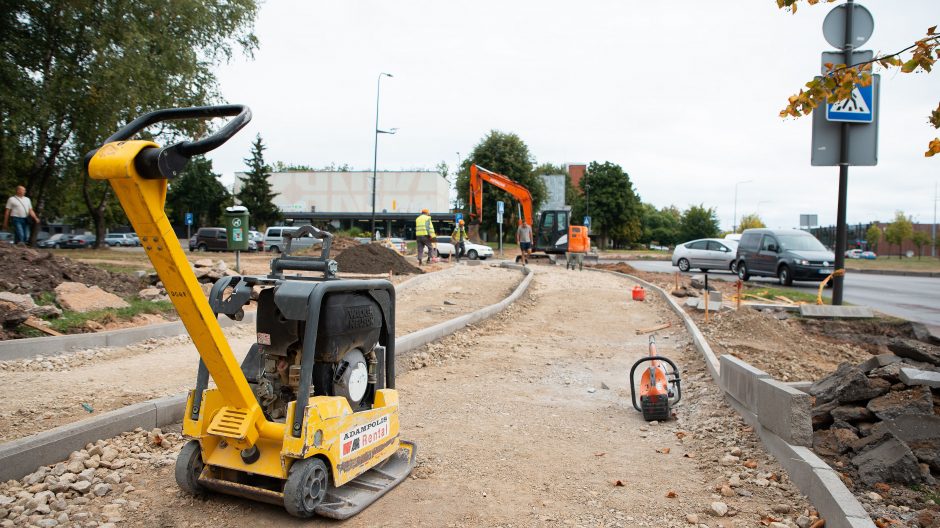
[672,238,738,273]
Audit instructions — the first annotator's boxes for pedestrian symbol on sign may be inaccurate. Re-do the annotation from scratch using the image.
[826,82,874,123]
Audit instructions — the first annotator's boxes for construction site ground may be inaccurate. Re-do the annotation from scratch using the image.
[0,265,823,528]
[0,263,515,444]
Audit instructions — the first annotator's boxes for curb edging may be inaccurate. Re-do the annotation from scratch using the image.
[587,267,876,528]
[0,270,438,362]
[0,267,533,482]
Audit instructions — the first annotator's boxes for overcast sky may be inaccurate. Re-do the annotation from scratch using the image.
[206,0,940,231]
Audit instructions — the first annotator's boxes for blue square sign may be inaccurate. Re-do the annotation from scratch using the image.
[826,82,874,123]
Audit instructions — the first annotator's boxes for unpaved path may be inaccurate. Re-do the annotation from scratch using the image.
[0,264,520,443]
[78,266,816,528]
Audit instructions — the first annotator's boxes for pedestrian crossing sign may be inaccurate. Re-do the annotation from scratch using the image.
[826,82,874,123]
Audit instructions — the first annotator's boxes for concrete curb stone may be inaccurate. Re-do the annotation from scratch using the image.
[0,271,440,363]
[756,378,813,447]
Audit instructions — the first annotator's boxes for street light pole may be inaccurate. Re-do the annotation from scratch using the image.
[733,180,753,233]
[933,181,938,257]
[371,72,393,241]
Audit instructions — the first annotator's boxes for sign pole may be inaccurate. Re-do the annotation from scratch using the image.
[832,0,855,306]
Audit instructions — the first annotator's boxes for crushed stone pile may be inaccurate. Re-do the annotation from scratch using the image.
[0,427,181,526]
[335,243,423,275]
[0,244,141,298]
[809,336,940,524]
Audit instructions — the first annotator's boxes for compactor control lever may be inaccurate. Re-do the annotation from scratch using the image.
[85,105,251,180]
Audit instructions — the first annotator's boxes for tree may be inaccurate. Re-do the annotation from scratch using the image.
[573,162,642,248]
[455,131,545,238]
[912,231,931,259]
[865,224,882,253]
[776,2,938,156]
[680,205,721,242]
[640,204,682,247]
[737,213,766,232]
[237,135,281,229]
[884,211,913,259]
[1,1,259,246]
[166,156,230,228]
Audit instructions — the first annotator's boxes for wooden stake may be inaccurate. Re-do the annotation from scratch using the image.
[635,322,672,335]
[736,280,742,310]
[704,291,709,323]
[21,317,62,336]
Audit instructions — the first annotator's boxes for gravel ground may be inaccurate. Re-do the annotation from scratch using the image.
[0,266,823,528]
[0,264,521,443]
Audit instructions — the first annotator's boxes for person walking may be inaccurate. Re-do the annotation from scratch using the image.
[451,219,469,262]
[3,185,40,245]
[415,208,436,266]
[517,220,533,265]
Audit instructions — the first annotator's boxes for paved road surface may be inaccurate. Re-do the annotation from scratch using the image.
[625,260,940,325]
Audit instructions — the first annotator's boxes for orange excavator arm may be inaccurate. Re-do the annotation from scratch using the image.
[468,164,533,227]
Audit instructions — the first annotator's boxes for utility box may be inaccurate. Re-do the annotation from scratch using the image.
[224,205,249,251]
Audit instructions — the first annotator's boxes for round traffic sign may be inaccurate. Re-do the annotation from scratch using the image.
[822,3,874,49]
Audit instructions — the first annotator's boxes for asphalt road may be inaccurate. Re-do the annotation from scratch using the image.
[625,260,940,326]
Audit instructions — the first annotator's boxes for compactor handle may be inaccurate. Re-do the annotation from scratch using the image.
[85,105,251,179]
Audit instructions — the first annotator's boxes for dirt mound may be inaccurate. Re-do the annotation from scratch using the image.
[0,244,142,298]
[335,243,423,275]
[694,306,872,381]
[596,262,637,274]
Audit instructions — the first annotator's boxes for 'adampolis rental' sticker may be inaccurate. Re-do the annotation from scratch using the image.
[341,416,389,458]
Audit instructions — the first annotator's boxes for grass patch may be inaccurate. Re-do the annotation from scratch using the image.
[47,298,176,333]
[742,286,823,304]
[910,484,940,504]
[90,262,142,274]
[845,256,940,272]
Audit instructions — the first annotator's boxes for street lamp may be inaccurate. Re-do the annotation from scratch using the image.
[732,180,753,233]
[371,72,395,240]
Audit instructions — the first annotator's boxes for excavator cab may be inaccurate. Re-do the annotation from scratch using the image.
[534,210,570,254]
[85,105,414,519]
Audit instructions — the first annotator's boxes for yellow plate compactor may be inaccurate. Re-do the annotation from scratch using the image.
[86,105,415,519]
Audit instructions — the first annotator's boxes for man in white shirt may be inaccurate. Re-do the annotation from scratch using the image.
[4,186,40,245]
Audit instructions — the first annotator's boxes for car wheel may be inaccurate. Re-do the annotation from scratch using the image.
[197,244,208,252]
[729,261,738,274]
[737,262,750,281]
[269,246,280,254]
[467,249,478,260]
[677,258,690,272]
[778,265,793,286]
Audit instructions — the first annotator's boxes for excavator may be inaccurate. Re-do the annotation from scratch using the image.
[468,164,595,266]
[85,105,415,519]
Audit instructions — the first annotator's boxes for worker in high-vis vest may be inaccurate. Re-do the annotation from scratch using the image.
[451,219,469,263]
[415,208,436,265]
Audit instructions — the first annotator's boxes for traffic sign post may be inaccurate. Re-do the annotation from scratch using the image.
[496,201,504,257]
[811,0,880,305]
[185,212,193,248]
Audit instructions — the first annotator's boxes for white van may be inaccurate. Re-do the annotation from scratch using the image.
[264,226,322,253]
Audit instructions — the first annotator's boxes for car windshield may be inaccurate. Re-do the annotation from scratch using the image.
[777,234,827,252]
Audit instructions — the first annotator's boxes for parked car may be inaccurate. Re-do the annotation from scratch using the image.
[190,227,228,252]
[432,236,493,260]
[671,238,738,273]
[38,234,70,248]
[248,230,264,252]
[844,249,863,259]
[263,226,321,253]
[389,238,407,254]
[735,228,835,286]
[60,234,96,249]
[104,233,139,247]
[861,251,877,260]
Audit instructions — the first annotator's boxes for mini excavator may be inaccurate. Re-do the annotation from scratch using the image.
[629,336,682,421]
[86,105,415,519]
[468,164,595,267]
